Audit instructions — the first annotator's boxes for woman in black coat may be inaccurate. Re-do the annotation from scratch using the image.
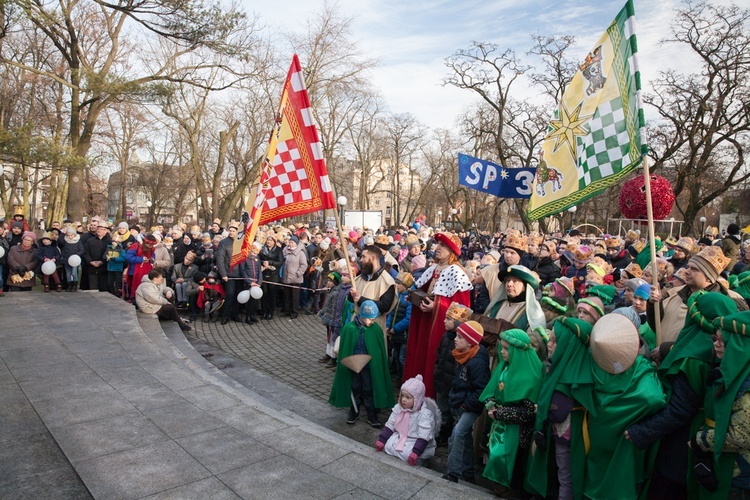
[259,235,283,320]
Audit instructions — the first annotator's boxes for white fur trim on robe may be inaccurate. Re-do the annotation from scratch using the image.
[413,263,472,297]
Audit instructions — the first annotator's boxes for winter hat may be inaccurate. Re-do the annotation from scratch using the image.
[400,374,426,411]
[327,272,341,285]
[456,320,484,346]
[691,245,730,283]
[319,238,331,251]
[612,306,641,329]
[66,226,77,235]
[411,254,426,269]
[359,300,379,319]
[395,271,414,288]
[577,297,604,322]
[625,278,648,292]
[634,283,651,301]
[487,250,502,262]
[288,235,300,245]
[11,221,23,230]
[728,223,740,236]
[193,271,207,283]
[348,230,358,242]
[252,241,262,250]
[22,231,37,242]
[118,221,129,231]
[143,233,158,244]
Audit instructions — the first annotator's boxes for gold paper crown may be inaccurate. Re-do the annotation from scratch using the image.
[504,233,528,252]
[589,256,613,274]
[694,245,731,274]
[566,242,578,255]
[705,226,719,237]
[446,302,473,323]
[675,237,695,254]
[623,262,643,279]
[664,236,678,247]
[586,270,605,285]
[505,229,522,238]
[626,229,640,241]
[631,240,645,254]
[604,237,622,249]
[574,245,592,262]
[527,232,543,246]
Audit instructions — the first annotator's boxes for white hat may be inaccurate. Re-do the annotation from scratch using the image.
[590,314,639,374]
[319,237,330,251]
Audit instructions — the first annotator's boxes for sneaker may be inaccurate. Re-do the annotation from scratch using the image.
[325,358,337,368]
[318,355,331,364]
[441,473,458,483]
[346,409,359,424]
[179,323,192,332]
[367,415,382,428]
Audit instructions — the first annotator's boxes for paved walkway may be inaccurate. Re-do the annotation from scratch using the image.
[0,291,491,499]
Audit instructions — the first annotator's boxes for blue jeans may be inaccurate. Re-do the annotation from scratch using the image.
[447,408,479,478]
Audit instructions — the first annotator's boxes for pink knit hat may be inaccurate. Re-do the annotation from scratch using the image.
[411,254,426,269]
[22,231,37,243]
[400,374,426,411]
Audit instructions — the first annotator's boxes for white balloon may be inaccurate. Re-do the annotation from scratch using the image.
[250,286,263,300]
[0,246,4,259]
[237,289,251,304]
[41,260,57,275]
[68,254,81,267]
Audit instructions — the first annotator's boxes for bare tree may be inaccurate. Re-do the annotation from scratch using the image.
[1,0,259,219]
[647,2,750,234]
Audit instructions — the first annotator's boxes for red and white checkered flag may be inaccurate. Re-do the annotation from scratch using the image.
[231,55,336,267]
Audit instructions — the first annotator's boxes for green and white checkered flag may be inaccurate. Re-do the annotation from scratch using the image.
[528,0,647,220]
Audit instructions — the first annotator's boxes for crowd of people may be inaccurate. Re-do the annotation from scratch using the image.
[3,208,750,498]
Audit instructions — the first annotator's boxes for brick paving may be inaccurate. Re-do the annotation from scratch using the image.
[188,313,336,403]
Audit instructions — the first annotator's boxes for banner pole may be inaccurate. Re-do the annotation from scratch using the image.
[642,156,662,346]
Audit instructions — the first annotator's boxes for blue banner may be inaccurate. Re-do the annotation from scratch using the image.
[458,153,537,199]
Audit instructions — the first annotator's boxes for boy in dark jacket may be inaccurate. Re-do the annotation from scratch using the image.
[433,301,473,446]
[443,320,491,483]
[385,271,414,379]
[35,233,62,292]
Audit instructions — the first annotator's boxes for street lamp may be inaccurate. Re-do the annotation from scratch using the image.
[146,201,152,229]
[567,206,577,231]
[337,195,347,226]
[700,216,707,237]
[437,210,442,228]
[451,208,458,229]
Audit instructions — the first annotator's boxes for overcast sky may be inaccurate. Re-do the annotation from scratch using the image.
[246,0,725,130]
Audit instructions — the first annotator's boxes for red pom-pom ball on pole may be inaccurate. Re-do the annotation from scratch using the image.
[619,175,675,220]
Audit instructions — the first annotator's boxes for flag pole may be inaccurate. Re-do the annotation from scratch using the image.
[642,155,662,346]
[331,195,357,293]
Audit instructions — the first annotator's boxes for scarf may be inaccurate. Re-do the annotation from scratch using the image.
[452,345,479,365]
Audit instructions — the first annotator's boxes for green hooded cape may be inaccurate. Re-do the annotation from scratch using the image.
[729,270,750,301]
[329,317,395,409]
[693,311,750,499]
[526,317,593,498]
[480,329,543,487]
[584,356,666,500]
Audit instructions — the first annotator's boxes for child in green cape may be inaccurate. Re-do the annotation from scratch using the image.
[480,328,543,495]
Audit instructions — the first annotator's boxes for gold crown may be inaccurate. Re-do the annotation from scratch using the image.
[705,226,719,237]
[505,229,522,238]
[504,233,528,252]
[623,262,643,279]
[446,302,473,322]
[631,240,645,254]
[604,237,622,249]
[664,236,678,247]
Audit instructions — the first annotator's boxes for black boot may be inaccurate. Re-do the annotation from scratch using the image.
[244,316,257,324]
[366,408,381,428]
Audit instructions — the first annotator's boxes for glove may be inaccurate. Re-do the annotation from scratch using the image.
[408,452,418,466]
[375,441,385,452]
[694,458,718,492]
[533,430,547,451]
